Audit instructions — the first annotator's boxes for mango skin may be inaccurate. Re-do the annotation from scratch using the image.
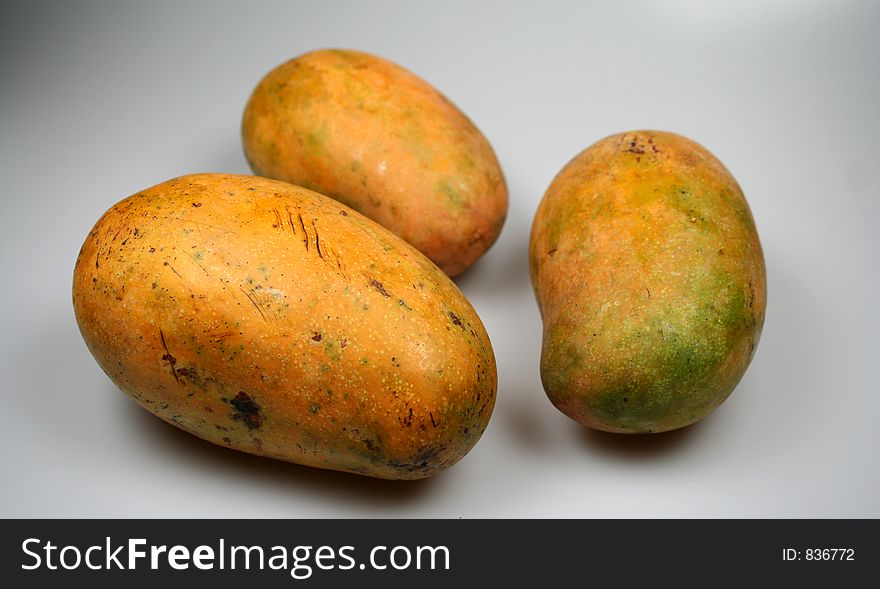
[72,174,496,479]
[242,49,508,277]
[529,131,766,433]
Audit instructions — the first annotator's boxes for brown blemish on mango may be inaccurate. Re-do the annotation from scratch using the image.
[230,391,263,430]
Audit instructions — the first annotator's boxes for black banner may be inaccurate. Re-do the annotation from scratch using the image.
[1,519,876,586]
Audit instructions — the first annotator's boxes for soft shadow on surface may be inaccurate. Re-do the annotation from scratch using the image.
[496,370,710,460]
[504,391,553,453]
[452,224,533,298]
[497,381,560,455]
[112,386,439,506]
[575,418,706,459]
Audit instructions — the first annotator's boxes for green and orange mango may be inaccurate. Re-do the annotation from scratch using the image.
[530,131,766,433]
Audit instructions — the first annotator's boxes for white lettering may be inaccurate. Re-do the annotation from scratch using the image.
[150,545,167,569]
[85,545,102,570]
[192,545,214,570]
[167,545,190,570]
[370,546,387,570]
[21,538,41,570]
[128,538,146,569]
[105,537,124,569]
[59,546,82,570]
[390,546,411,570]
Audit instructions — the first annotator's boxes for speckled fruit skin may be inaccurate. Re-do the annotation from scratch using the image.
[241,49,508,277]
[530,131,766,433]
[73,174,496,479]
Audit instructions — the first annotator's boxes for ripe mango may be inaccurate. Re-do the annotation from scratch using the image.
[529,131,766,433]
[242,49,508,276]
[73,174,496,479]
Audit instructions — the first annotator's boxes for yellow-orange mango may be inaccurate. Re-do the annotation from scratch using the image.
[73,174,496,479]
[530,131,766,433]
[242,49,507,276]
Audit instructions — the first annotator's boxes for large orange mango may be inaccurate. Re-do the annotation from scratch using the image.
[73,174,496,479]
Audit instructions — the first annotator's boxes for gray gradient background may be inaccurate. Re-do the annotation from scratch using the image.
[1,0,877,517]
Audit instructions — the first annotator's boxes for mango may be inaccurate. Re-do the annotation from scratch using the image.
[242,49,508,276]
[72,174,496,479]
[529,131,766,433]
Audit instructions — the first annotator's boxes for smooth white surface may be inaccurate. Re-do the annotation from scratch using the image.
[1,0,878,517]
